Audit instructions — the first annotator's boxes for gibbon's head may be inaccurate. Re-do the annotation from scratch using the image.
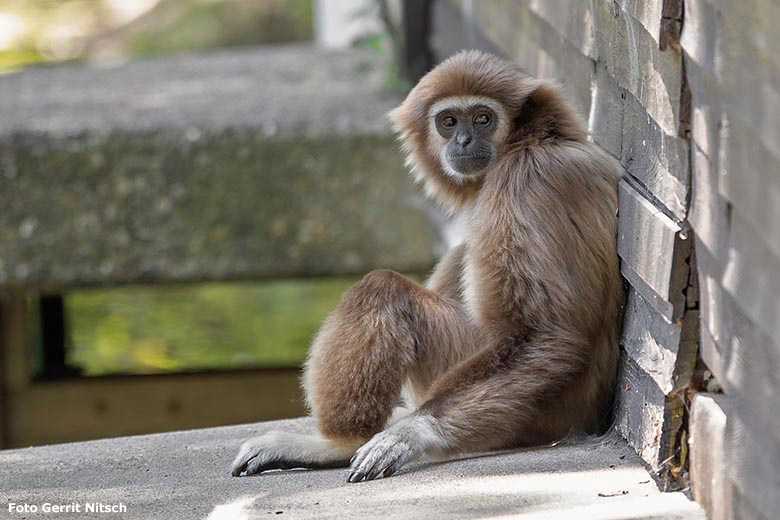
[389,50,586,208]
[389,51,534,207]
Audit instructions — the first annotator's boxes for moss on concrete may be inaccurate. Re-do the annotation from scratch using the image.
[0,130,436,287]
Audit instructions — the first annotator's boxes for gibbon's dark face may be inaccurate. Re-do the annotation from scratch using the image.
[434,104,499,176]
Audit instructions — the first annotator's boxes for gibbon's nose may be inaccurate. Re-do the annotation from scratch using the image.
[456,132,472,148]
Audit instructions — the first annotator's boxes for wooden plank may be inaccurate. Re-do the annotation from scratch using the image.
[429,0,503,62]
[620,287,698,394]
[623,0,665,44]
[593,0,683,136]
[618,180,690,322]
[689,144,730,260]
[724,405,780,520]
[679,0,719,82]
[718,114,780,260]
[0,290,30,448]
[695,247,730,369]
[685,4,780,261]
[588,64,624,159]
[442,0,689,219]
[682,0,780,159]
[696,245,780,443]
[691,395,779,520]
[5,368,305,448]
[689,393,734,520]
[721,212,780,348]
[613,353,685,490]
[698,316,725,389]
[0,290,29,392]
[726,308,780,445]
[683,57,722,163]
[705,0,780,68]
[621,92,690,219]
[621,263,674,321]
[522,0,595,56]
[466,0,596,116]
[591,66,689,219]
[730,485,773,520]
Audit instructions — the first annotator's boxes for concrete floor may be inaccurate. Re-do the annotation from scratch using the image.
[1,418,705,519]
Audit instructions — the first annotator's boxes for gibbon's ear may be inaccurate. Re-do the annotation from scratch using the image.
[387,105,406,135]
[511,81,587,143]
[387,93,428,140]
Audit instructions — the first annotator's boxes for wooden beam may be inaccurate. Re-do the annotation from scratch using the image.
[0,289,29,448]
[397,0,433,82]
[5,368,305,448]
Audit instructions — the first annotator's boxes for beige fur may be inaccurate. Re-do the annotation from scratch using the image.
[232,51,623,481]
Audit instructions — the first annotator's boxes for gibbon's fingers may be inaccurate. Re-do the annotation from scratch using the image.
[348,415,439,482]
[231,431,356,477]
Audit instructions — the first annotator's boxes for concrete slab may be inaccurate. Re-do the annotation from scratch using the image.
[1,418,705,519]
[0,44,399,138]
[0,45,439,287]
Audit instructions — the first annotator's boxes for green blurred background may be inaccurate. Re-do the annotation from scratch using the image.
[2,0,364,377]
[42,279,357,376]
[0,0,313,73]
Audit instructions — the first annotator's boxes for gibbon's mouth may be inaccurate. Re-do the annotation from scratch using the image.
[450,153,491,159]
[448,153,492,175]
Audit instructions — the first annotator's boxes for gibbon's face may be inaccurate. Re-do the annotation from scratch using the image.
[430,97,505,179]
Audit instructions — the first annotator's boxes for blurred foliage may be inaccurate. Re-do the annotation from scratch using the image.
[0,0,313,73]
[63,278,356,375]
[357,31,410,91]
[124,0,312,57]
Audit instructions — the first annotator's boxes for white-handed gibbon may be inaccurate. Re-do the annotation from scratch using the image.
[232,50,623,482]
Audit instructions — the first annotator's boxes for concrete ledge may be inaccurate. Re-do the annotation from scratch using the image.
[0,45,437,287]
[1,418,704,519]
[0,44,398,138]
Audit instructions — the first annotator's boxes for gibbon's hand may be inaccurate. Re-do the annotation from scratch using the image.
[347,416,432,482]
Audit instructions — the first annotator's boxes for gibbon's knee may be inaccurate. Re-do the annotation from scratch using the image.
[303,268,475,441]
[303,269,421,440]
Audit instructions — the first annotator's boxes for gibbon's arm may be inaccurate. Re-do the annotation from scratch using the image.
[425,243,466,300]
[347,330,590,482]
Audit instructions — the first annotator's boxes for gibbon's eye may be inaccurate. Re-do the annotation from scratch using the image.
[442,116,457,128]
[475,113,491,126]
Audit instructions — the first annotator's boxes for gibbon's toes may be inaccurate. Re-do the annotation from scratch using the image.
[230,445,258,476]
[230,435,279,477]
[231,457,250,476]
[245,456,276,476]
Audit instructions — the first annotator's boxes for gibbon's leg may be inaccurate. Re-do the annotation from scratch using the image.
[348,331,592,482]
[232,263,476,477]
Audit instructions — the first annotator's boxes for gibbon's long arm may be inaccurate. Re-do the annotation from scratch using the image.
[347,331,590,482]
[424,243,466,300]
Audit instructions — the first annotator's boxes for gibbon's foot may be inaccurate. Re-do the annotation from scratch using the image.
[230,431,353,476]
[347,417,430,482]
[231,432,299,476]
